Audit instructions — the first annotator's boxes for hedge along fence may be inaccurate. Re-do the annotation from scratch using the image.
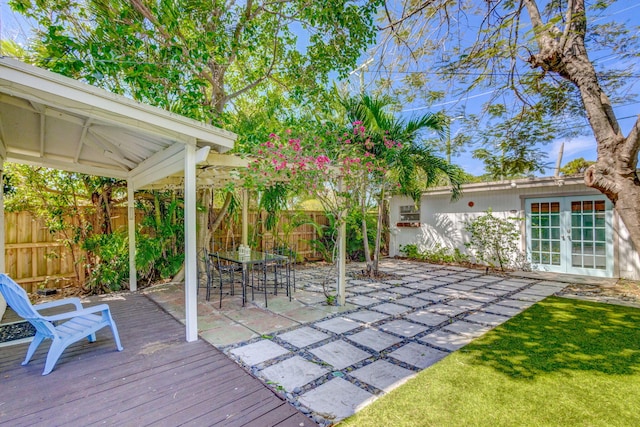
[211,210,329,261]
[5,208,329,292]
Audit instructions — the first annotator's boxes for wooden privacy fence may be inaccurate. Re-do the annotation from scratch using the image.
[5,209,329,292]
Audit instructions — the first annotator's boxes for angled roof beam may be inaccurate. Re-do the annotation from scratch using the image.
[131,144,210,190]
[74,118,92,162]
[7,151,129,179]
[90,132,137,170]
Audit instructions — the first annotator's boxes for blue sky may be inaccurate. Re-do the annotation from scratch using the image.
[2,1,638,177]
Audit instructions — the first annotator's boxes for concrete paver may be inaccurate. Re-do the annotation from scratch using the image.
[405,310,449,326]
[389,342,448,369]
[261,355,330,392]
[419,330,474,351]
[229,339,289,366]
[379,319,428,337]
[350,360,415,392]
[309,340,371,370]
[371,302,412,316]
[315,317,362,334]
[146,259,597,425]
[347,329,403,352]
[278,326,330,348]
[344,310,390,324]
[298,378,375,421]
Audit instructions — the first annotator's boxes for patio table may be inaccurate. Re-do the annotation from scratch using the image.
[215,250,287,306]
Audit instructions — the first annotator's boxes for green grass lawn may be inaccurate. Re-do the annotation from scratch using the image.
[342,297,640,427]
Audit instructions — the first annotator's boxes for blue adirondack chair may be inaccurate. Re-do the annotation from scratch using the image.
[0,274,123,375]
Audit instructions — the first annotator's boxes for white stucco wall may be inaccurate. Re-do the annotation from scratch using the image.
[390,177,640,280]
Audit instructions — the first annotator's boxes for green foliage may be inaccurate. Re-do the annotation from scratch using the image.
[399,243,469,265]
[82,231,129,294]
[560,157,595,175]
[309,209,376,262]
[136,195,185,284]
[11,0,381,121]
[471,106,554,179]
[464,209,528,271]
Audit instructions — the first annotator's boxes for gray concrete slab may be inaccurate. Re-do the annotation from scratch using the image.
[371,302,412,316]
[465,292,499,303]
[389,342,448,369]
[379,319,428,337]
[368,290,399,301]
[482,304,522,317]
[350,360,415,392]
[387,286,417,296]
[278,326,330,348]
[465,311,510,326]
[315,317,362,334]
[394,296,429,308]
[497,298,535,309]
[405,310,449,326]
[260,355,330,392]
[419,330,473,351]
[309,340,372,370]
[348,329,403,352]
[298,378,375,422]
[229,339,290,366]
[347,295,380,307]
[344,310,390,324]
[443,320,492,338]
[510,291,545,302]
[425,303,468,317]
[446,298,485,310]
[414,291,447,302]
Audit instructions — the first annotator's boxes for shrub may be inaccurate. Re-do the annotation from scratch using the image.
[464,209,529,271]
[400,243,469,264]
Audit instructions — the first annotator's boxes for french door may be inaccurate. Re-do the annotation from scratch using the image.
[525,196,613,277]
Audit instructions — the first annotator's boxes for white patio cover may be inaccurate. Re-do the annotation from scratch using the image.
[0,57,238,341]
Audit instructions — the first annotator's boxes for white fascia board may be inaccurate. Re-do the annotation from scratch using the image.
[0,58,238,149]
[131,145,210,190]
[7,152,129,179]
[422,176,587,196]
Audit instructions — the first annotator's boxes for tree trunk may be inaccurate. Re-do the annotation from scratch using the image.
[372,192,384,275]
[524,0,640,254]
[361,187,373,276]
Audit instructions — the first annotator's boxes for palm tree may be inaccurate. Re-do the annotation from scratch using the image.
[341,94,464,276]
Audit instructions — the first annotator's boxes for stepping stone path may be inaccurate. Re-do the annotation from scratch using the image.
[223,260,568,426]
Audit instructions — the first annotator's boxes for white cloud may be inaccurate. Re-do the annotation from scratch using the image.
[550,136,597,162]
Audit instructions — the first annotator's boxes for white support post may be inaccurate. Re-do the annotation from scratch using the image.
[242,189,249,246]
[127,180,137,291]
[337,177,346,306]
[0,160,4,273]
[184,144,198,342]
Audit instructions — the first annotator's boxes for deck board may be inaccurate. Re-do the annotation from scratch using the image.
[0,293,314,427]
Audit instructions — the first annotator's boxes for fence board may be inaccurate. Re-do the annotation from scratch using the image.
[5,208,329,291]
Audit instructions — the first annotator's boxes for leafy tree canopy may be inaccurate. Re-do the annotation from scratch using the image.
[373,0,639,175]
[10,0,382,126]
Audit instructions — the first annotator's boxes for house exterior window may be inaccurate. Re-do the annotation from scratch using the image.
[398,205,420,227]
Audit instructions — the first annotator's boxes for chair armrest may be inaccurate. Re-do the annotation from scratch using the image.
[43,304,111,322]
[34,297,84,312]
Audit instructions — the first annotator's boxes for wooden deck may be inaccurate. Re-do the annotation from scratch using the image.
[0,293,314,426]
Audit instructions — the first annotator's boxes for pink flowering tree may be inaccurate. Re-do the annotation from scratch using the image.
[244,95,463,278]
[342,94,464,276]
[243,124,391,226]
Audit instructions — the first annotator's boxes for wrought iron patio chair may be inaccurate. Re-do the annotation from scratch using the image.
[0,273,123,375]
[212,251,238,308]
